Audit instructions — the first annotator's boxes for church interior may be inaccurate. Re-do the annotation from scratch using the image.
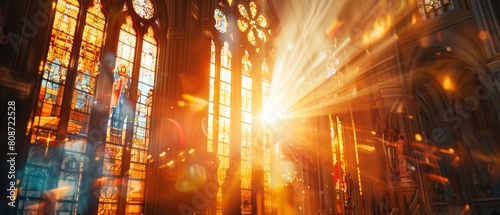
[1,0,500,214]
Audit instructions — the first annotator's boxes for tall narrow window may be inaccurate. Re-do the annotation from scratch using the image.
[20,0,80,213]
[241,50,253,213]
[99,11,158,213]
[70,2,105,134]
[100,16,137,214]
[207,40,216,153]
[216,41,232,213]
[330,115,346,197]
[126,26,157,214]
[57,2,105,214]
[210,1,271,214]
[19,0,107,214]
[261,58,273,213]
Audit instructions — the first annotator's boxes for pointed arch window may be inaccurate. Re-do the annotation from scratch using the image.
[100,14,158,214]
[209,0,273,214]
[241,50,253,211]
[19,0,159,214]
[19,0,105,214]
[126,26,157,214]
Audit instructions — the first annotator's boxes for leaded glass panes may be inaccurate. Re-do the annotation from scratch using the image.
[107,16,136,144]
[211,1,273,213]
[126,26,157,215]
[70,2,105,136]
[20,0,80,213]
[216,42,232,214]
[132,0,155,19]
[215,9,228,33]
[100,16,137,214]
[32,0,79,142]
[236,2,269,46]
[208,40,216,153]
[261,58,274,213]
[417,0,452,17]
[20,1,159,214]
[241,50,253,214]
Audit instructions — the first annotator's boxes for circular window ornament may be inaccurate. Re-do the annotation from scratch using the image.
[132,0,155,19]
[214,9,228,33]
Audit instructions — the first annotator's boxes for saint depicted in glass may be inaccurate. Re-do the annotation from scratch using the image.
[110,64,131,136]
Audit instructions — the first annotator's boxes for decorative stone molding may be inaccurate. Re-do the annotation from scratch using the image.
[474,129,494,139]
[379,85,405,98]
[167,27,186,39]
[487,55,500,76]
[201,18,215,37]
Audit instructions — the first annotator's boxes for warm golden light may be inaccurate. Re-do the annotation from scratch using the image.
[478,30,488,41]
[414,133,422,141]
[442,75,455,91]
[357,144,375,153]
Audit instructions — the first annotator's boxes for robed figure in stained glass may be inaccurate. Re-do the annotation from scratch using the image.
[110,64,131,136]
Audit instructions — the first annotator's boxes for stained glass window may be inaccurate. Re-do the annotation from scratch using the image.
[55,0,106,202]
[261,58,273,213]
[330,115,346,200]
[126,26,157,214]
[132,0,155,19]
[214,9,228,33]
[418,0,451,17]
[211,1,273,213]
[216,41,232,213]
[100,15,137,215]
[237,2,269,46]
[208,40,216,153]
[20,1,159,214]
[19,0,81,213]
[241,50,253,213]
[70,2,105,135]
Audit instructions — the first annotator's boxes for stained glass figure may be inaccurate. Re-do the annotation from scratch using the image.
[101,16,137,215]
[110,64,131,136]
[215,9,228,33]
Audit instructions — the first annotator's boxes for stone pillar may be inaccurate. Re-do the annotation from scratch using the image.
[474,129,500,197]
[378,85,409,212]
[145,0,190,214]
[394,178,418,214]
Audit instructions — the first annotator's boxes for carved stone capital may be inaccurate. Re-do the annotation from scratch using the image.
[201,18,216,37]
[474,128,494,139]
[379,85,405,98]
[487,55,500,72]
[167,27,186,39]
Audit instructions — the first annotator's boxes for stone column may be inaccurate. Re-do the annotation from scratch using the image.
[145,0,189,213]
[474,129,500,197]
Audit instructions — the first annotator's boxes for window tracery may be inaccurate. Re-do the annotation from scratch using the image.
[20,1,158,214]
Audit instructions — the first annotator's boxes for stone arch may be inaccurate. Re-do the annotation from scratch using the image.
[403,29,500,206]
